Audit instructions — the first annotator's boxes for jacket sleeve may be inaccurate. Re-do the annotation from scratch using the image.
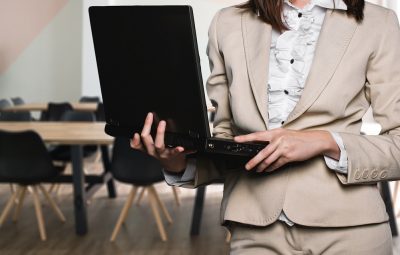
[337,9,400,185]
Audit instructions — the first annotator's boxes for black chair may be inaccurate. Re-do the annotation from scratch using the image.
[109,137,173,242]
[11,97,25,105]
[209,99,218,123]
[49,111,97,161]
[0,99,12,109]
[0,111,31,121]
[0,98,31,121]
[0,131,66,241]
[95,102,105,122]
[40,102,73,121]
[0,99,12,120]
[79,96,100,103]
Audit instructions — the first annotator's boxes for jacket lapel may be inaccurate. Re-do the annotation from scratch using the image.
[242,11,271,129]
[285,10,358,125]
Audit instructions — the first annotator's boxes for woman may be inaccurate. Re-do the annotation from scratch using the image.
[132,0,400,253]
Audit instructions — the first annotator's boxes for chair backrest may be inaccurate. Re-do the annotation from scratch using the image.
[95,102,105,122]
[60,110,97,154]
[111,137,164,185]
[0,98,31,121]
[0,99,12,109]
[11,97,25,105]
[61,111,95,122]
[79,96,100,103]
[0,112,31,121]
[43,102,73,121]
[0,131,57,183]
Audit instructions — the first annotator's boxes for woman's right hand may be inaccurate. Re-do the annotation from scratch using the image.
[130,112,192,173]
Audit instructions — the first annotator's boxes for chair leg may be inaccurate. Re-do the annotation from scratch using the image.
[39,185,66,222]
[13,186,27,222]
[226,229,232,243]
[9,184,15,194]
[172,186,181,207]
[48,184,55,193]
[136,187,146,206]
[148,189,167,242]
[393,181,399,208]
[31,186,47,241]
[149,186,172,224]
[110,186,137,242]
[12,185,22,204]
[0,188,19,227]
[54,184,61,197]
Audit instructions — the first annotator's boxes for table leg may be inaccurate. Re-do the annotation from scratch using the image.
[381,181,398,236]
[190,186,206,236]
[101,145,117,198]
[71,145,88,235]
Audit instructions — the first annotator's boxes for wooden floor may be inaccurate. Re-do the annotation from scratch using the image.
[1,165,400,254]
[0,180,229,255]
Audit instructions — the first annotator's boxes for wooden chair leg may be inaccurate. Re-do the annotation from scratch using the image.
[393,181,399,208]
[0,188,19,227]
[148,189,167,242]
[13,186,27,222]
[149,186,172,224]
[31,186,47,241]
[54,184,61,197]
[226,230,232,243]
[10,184,15,195]
[136,187,146,206]
[172,186,181,207]
[39,185,66,222]
[110,186,137,242]
[13,185,22,204]
[48,184,55,193]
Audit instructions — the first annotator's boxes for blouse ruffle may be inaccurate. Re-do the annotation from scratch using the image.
[267,5,325,129]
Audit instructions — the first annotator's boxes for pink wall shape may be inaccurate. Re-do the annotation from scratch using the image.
[0,0,69,74]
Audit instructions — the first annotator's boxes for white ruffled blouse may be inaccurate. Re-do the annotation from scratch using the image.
[268,0,347,129]
[271,0,348,226]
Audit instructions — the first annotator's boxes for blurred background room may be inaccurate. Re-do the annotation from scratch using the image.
[0,0,399,254]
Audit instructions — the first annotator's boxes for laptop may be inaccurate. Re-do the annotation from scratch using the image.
[89,5,267,157]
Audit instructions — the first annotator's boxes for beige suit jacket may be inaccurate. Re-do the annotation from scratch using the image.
[185,3,400,228]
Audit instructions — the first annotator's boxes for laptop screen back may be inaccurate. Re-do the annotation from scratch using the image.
[89,6,210,138]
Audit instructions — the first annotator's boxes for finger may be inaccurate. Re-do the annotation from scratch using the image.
[141,135,156,156]
[173,146,197,154]
[265,158,287,172]
[256,149,282,172]
[245,141,278,170]
[140,113,157,155]
[141,112,153,136]
[163,147,196,158]
[130,133,144,151]
[234,131,270,143]
[154,121,166,153]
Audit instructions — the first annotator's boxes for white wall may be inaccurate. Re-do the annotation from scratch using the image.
[81,0,244,99]
[0,0,83,103]
[362,0,398,127]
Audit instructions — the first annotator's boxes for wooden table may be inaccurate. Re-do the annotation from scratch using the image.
[0,103,98,112]
[0,122,116,235]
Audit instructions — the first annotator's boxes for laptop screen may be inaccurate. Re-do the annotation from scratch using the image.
[89,6,210,138]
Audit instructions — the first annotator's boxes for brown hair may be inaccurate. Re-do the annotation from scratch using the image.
[238,0,365,32]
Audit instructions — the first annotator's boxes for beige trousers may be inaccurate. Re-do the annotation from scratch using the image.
[229,221,392,255]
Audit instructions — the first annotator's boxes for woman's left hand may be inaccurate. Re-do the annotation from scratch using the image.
[234,129,340,173]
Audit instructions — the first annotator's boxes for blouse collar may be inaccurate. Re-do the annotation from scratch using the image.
[284,0,348,11]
